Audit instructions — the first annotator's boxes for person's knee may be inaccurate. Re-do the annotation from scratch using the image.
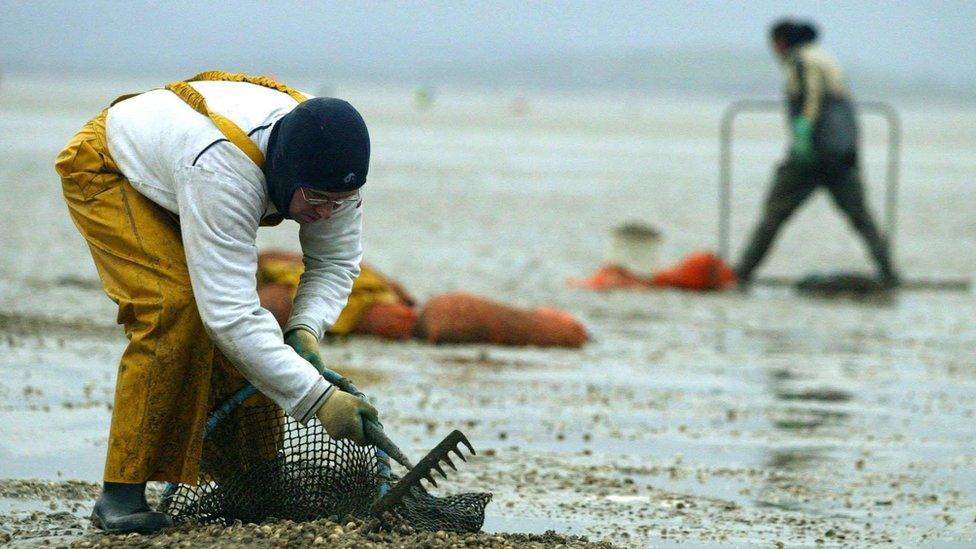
[775,161,807,182]
[121,285,196,322]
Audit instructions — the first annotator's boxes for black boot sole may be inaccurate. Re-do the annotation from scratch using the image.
[90,507,173,534]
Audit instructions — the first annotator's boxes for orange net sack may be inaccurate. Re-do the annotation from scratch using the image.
[353,302,418,341]
[256,251,417,339]
[416,292,588,348]
[650,251,737,291]
[257,251,587,346]
[569,251,737,292]
[566,263,653,290]
[257,283,297,328]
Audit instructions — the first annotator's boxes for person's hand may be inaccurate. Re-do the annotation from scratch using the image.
[285,328,324,372]
[315,390,379,445]
[790,116,815,164]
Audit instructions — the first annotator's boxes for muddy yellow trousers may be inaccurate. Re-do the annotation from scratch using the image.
[56,112,248,484]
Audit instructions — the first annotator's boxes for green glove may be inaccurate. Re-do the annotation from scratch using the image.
[285,327,325,372]
[790,116,815,164]
[316,390,379,445]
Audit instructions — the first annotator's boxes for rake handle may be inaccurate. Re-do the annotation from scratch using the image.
[314,368,415,470]
[364,419,413,470]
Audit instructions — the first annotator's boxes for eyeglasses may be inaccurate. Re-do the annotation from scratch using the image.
[299,187,362,208]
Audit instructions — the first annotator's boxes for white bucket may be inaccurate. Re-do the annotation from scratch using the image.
[605,222,663,276]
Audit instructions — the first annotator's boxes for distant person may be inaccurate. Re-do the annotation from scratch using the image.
[55,72,378,533]
[735,20,899,287]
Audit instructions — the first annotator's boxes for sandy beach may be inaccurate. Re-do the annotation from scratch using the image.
[1,74,974,547]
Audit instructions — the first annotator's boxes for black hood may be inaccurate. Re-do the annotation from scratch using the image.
[263,97,369,217]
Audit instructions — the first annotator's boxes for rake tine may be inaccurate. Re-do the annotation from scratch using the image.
[432,462,448,479]
[370,429,479,520]
[457,433,477,455]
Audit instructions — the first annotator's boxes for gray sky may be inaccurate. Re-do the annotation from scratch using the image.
[2,0,974,89]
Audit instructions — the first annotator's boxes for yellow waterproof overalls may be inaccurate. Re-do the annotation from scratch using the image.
[55,72,306,484]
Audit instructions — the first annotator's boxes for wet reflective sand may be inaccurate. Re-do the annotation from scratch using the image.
[1,75,974,546]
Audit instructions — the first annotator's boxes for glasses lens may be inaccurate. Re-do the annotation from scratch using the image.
[302,188,360,205]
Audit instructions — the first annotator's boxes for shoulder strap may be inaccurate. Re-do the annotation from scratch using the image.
[165,71,306,167]
[184,71,307,103]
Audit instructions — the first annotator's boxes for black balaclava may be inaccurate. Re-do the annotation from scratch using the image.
[263,98,370,217]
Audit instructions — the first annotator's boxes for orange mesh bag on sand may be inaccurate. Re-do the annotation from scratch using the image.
[650,251,737,291]
[416,292,588,348]
[353,302,418,340]
[255,251,417,339]
[567,263,653,290]
[256,251,304,329]
[257,283,296,327]
[256,250,306,288]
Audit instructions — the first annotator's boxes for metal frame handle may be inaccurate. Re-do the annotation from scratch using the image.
[718,99,901,263]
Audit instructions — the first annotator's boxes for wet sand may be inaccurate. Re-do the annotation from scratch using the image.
[1,74,975,546]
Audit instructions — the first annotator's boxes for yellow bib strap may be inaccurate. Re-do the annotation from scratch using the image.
[110,93,141,107]
[164,81,265,166]
[184,71,307,104]
[163,71,307,168]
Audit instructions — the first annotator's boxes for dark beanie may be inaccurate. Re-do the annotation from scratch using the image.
[263,97,370,216]
[770,19,818,48]
[793,22,818,45]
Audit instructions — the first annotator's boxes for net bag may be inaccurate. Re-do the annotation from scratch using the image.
[159,399,491,532]
[394,484,493,533]
[160,401,378,524]
[796,271,886,294]
[416,292,588,348]
[649,251,737,291]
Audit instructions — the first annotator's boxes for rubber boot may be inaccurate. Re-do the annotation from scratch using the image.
[875,247,901,289]
[733,267,753,292]
[866,235,900,288]
[90,482,173,534]
[734,219,781,291]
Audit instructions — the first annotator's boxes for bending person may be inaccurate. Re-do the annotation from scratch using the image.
[736,20,899,287]
[55,72,378,533]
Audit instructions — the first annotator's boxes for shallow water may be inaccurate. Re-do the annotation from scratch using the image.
[1,74,974,546]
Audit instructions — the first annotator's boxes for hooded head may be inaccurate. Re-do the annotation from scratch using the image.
[263,97,370,217]
[770,19,818,56]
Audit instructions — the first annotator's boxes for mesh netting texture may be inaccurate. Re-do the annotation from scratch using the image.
[160,400,491,532]
[161,401,377,524]
[395,484,493,533]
